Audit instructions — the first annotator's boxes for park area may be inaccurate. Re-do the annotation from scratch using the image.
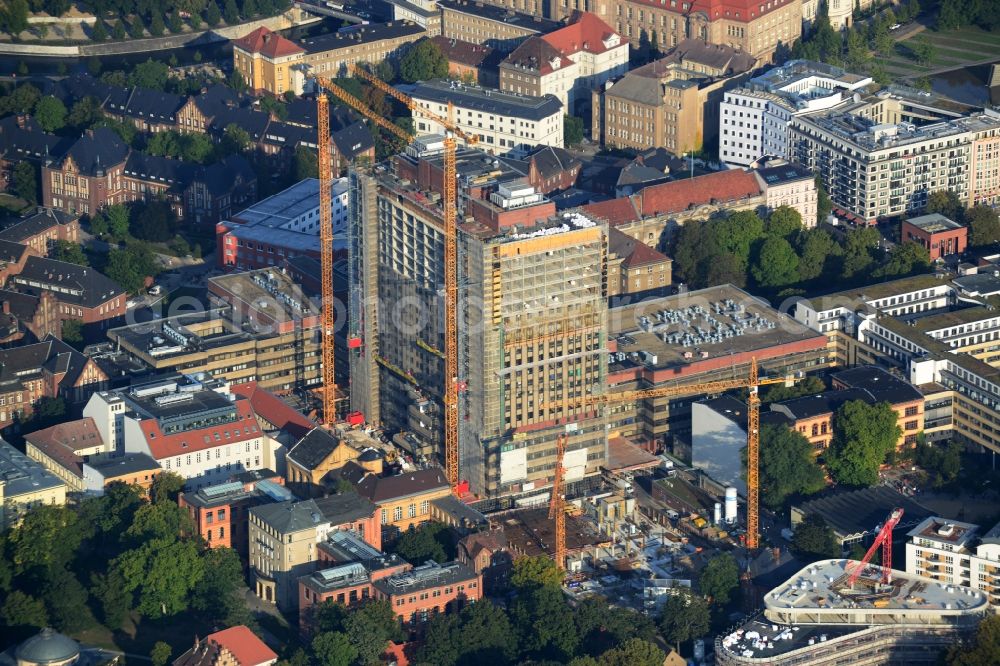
[885,25,1000,80]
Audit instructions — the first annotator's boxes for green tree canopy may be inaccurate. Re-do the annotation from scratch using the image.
[191,547,251,626]
[967,205,1000,247]
[792,513,840,561]
[875,241,930,278]
[1,591,48,640]
[61,319,84,346]
[113,537,205,618]
[295,145,318,180]
[130,199,178,242]
[34,96,68,132]
[341,599,405,666]
[129,59,169,91]
[657,589,710,652]
[510,584,579,662]
[926,189,964,221]
[13,161,37,205]
[828,400,902,486]
[398,38,449,83]
[564,115,584,147]
[752,236,800,289]
[511,554,564,591]
[840,226,881,280]
[1,0,29,35]
[765,205,802,238]
[151,642,173,666]
[596,639,665,666]
[418,599,517,666]
[391,522,452,563]
[54,240,89,266]
[947,614,1000,665]
[205,1,222,26]
[699,552,740,605]
[312,632,357,666]
[756,423,826,509]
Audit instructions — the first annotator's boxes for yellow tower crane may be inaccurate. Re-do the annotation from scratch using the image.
[547,357,794,557]
[313,69,478,490]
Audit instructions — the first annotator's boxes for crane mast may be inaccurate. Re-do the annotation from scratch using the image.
[549,433,567,570]
[317,93,337,424]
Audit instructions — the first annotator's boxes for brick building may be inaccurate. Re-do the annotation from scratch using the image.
[233,27,306,97]
[173,626,278,666]
[8,256,127,332]
[430,35,500,86]
[902,213,968,261]
[356,467,452,539]
[0,209,80,257]
[372,560,482,626]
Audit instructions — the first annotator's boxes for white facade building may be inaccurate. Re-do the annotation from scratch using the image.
[719,60,872,167]
[906,516,1000,605]
[406,80,564,157]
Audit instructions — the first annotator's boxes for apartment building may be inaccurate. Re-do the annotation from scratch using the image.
[719,60,872,167]
[901,213,968,261]
[300,22,426,80]
[348,152,609,498]
[233,27,306,96]
[754,161,818,227]
[500,12,628,117]
[906,516,1000,605]
[216,178,349,271]
[407,80,564,157]
[439,0,561,53]
[794,274,1000,456]
[0,438,66,529]
[594,39,755,154]
[249,493,380,609]
[789,108,1000,224]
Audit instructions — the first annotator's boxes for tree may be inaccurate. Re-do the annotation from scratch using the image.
[754,423,825,510]
[657,589,710,652]
[947,615,1000,665]
[129,59,169,91]
[796,228,839,282]
[149,13,166,36]
[151,642,173,666]
[28,396,67,431]
[815,175,831,224]
[130,199,177,242]
[511,555,564,591]
[54,240,89,266]
[752,236,799,289]
[150,471,186,504]
[911,40,935,64]
[699,553,739,605]
[827,400,901,487]
[242,0,259,18]
[937,1,962,31]
[967,205,1000,247]
[90,570,131,628]
[597,639,665,666]
[191,548,250,626]
[13,161,37,204]
[106,244,160,294]
[228,69,247,93]
[205,1,222,26]
[43,567,94,633]
[91,19,108,41]
[67,96,104,130]
[926,189,964,221]
[392,522,452,563]
[913,439,962,488]
[418,598,517,666]
[2,0,29,35]
[510,584,579,661]
[845,26,871,71]
[716,210,765,262]
[222,123,252,154]
[114,537,205,618]
[168,13,184,33]
[223,0,239,23]
[312,632,357,666]
[341,599,405,666]
[129,18,145,39]
[125,500,195,543]
[295,145,318,180]
[61,319,84,346]
[792,513,840,560]
[106,203,131,239]
[840,226,880,280]
[765,205,802,238]
[112,19,127,39]
[875,241,930,278]
[574,597,656,657]
[399,38,450,83]
[564,115,584,147]
[1,591,48,636]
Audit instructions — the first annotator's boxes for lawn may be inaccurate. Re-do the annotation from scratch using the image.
[888,25,1000,79]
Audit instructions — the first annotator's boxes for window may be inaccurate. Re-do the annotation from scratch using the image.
[408,504,416,518]
[394,506,402,521]
[420,500,429,514]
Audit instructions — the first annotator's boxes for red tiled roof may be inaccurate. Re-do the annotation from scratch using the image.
[208,626,277,666]
[233,27,304,59]
[542,11,622,55]
[231,381,315,440]
[637,169,762,217]
[24,417,103,479]
[608,227,670,269]
[141,399,261,460]
[631,0,796,23]
[581,197,640,226]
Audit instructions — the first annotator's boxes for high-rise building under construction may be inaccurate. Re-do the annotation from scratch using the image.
[349,145,609,498]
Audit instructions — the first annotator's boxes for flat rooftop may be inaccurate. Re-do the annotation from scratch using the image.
[813,273,950,306]
[499,506,608,558]
[109,310,265,361]
[373,560,477,596]
[230,178,345,229]
[406,79,563,120]
[609,285,824,374]
[767,559,988,614]
[438,0,561,32]
[0,439,64,498]
[906,213,965,233]
[907,516,979,548]
[209,269,318,320]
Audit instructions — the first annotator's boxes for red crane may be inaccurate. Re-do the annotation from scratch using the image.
[846,508,904,587]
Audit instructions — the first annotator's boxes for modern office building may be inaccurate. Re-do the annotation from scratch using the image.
[716,560,989,665]
[719,60,872,167]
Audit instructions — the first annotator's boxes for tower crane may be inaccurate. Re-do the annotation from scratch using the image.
[545,357,795,554]
[550,433,568,570]
[846,508,904,588]
[312,68,478,491]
